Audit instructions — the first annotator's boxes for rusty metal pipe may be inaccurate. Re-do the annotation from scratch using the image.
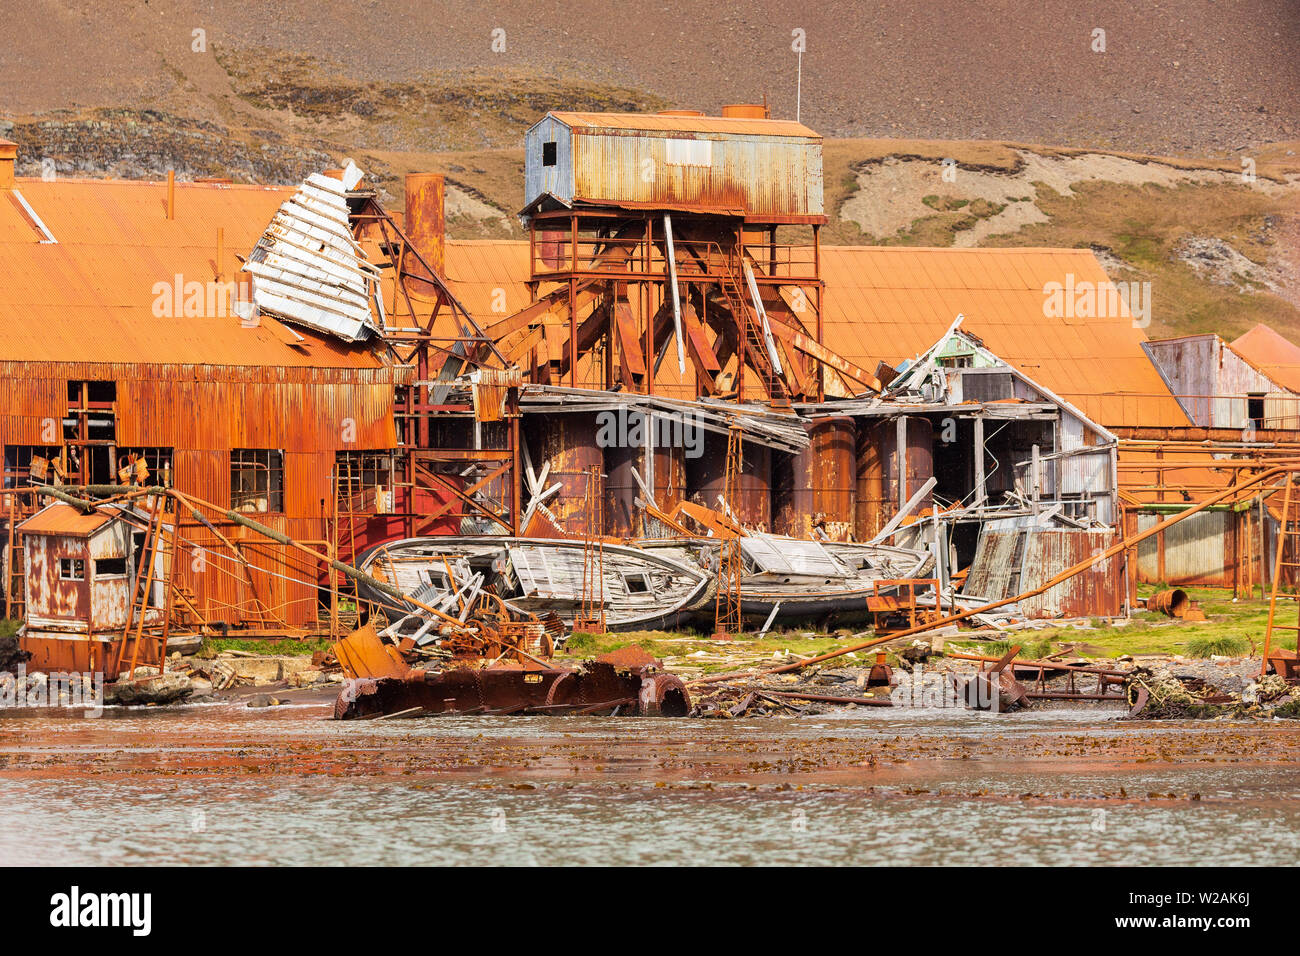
[1147,588,1190,618]
[944,652,1131,676]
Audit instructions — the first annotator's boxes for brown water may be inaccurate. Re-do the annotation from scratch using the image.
[1,700,1297,866]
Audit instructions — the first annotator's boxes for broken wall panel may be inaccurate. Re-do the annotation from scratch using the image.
[964,527,1125,618]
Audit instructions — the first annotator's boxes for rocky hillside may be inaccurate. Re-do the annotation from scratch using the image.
[1,0,1297,339]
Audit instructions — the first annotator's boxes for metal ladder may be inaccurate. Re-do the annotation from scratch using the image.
[1262,476,1300,678]
[718,255,788,403]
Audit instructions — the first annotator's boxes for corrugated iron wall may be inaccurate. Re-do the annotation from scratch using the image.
[1136,509,1233,586]
[526,120,823,219]
[964,527,1125,618]
[1,360,404,628]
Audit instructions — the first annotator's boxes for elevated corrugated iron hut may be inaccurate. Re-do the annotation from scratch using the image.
[501,108,869,413]
[524,110,824,220]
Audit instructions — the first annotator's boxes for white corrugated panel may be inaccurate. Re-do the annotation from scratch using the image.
[741,534,847,577]
[243,172,381,342]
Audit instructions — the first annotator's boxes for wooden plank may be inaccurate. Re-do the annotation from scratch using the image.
[764,313,882,391]
[680,302,722,373]
[504,324,544,364]
[614,301,646,379]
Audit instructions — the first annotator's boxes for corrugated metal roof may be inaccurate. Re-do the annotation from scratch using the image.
[818,246,1189,428]
[1230,323,1300,393]
[17,502,114,536]
[442,239,538,320]
[0,177,387,369]
[547,112,819,138]
[440,240,1187,428]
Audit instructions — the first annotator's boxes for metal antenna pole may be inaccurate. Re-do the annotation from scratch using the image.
[796,50,802,123]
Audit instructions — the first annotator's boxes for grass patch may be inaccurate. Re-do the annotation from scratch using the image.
[204,637,333,657]
[1185,634,1252,658]
[0,619,19,639]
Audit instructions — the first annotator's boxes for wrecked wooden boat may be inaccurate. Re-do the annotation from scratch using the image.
[642,534,934,626]
[354,536,712,632]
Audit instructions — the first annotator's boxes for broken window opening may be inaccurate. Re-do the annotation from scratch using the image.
[94,557,127,578]
[59,558,85,581]
[231,449,285,514]
[3,445,63,488]
[336,450,395,514]
[64,380,117,484]
[542,141,558,167]
[117,448,174,489]
[1248,393,1265,429]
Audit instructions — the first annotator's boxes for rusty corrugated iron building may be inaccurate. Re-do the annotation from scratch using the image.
[8,103,1283,633]
[0,143,408,630]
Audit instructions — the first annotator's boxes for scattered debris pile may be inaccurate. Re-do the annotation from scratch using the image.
[1125,666,1300,719]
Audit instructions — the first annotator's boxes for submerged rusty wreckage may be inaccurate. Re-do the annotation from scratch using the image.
[3,108,1300,720]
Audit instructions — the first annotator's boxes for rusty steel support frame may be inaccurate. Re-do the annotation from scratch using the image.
[350,196,522,547]
[521,208,845,403]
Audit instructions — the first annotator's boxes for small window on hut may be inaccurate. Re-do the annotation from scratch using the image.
[542,141,558,167]
[94,557,127,578]
[231,449,285,514]
[59,559,85,581]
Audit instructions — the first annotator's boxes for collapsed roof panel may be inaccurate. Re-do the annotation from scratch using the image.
[243,171,381,342]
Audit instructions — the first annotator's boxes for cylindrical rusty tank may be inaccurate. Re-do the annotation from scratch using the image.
[721,103,769,119]
[687,434,771,531]
[855,419,886,541]
[404,172,445,281]
[605,440,687,538]
[855,416,934,539]
[524,413,603,535]
[773,416,856,540]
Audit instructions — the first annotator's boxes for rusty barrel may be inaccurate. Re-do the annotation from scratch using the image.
[774,416,856,540]
[1148,588,1190,618]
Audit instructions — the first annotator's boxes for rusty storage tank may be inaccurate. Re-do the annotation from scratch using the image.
[856,416,934,538]
[605,429,688,538]
[687,434,771,530]
[774,416,856,540]
[523,413,603,535]
[721,103,769,119]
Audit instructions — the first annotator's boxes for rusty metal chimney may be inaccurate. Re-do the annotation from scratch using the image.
[404,172,445,281]
[0,139,17,190]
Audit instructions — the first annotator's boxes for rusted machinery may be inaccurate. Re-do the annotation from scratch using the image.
[333,639,690,720]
